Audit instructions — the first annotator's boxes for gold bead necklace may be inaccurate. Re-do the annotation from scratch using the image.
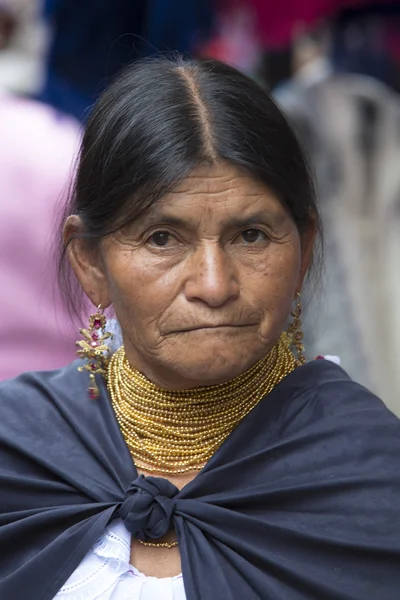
[107,335,298,476]
[135,539,178,549]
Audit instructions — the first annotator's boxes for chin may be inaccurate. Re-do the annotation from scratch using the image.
[168,344,264,388]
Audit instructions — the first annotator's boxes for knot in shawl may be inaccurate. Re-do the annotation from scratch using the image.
[121,475,179,540]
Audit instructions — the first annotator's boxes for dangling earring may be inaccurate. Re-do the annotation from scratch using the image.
[76,304,113,399]
[287,292,306,365]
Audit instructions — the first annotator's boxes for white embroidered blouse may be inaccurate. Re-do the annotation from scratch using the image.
[55,519,186,600]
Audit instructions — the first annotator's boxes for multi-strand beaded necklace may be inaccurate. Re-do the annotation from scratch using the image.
[107,335,298,476]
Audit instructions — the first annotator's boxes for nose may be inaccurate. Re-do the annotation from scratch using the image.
[184,243,240,307]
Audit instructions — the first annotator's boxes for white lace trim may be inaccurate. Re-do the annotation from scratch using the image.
[56,561,125,599]
[93,525,131,564]
[55,520,185,600]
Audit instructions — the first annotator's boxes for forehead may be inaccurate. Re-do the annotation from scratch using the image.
[146,162,288,223]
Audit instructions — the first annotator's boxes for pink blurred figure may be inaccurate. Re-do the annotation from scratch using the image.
[0,94,81,379]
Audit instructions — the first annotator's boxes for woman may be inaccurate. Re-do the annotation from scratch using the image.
[0,57,399,600]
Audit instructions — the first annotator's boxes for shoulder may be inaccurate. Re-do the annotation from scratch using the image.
[285,359,398,419]
[247,360,400,501]
[307,359,398,421]
[279,359,400,453]
[0,361,132,499]
[0,360,85,406]
[280,360,400,442]
[0,361,111,440]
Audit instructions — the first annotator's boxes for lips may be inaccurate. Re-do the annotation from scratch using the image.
[167,323,257,334]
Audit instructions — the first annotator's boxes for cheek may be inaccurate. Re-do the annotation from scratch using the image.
[249,240,300,292]
[269,245,301,295]
[103,251,145,321]
[250,243,301,325]
[104,250,178,330]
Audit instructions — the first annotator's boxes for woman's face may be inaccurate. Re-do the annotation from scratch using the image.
[69,162,314,389]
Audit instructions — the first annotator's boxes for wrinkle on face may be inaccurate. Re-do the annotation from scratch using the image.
[99,161,306,389]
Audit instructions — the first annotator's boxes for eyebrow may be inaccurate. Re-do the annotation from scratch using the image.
[136,210,283,230]
[225,213,283,228]
[135,214,188,229]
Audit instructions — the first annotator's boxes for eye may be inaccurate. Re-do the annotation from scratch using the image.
[240,229,267,244]
[148,231,172,247]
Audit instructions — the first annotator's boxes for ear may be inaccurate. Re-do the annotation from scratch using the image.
[296,215,318,295]
[63,215,111,309]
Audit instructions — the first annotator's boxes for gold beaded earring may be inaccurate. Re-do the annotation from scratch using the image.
[287,292,306,365]
[76,304,113,399]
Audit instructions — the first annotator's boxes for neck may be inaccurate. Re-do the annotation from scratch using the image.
[106,336,298,475]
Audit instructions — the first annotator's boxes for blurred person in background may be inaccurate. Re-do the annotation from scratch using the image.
[40,0,214,121]
[206,1,400,92]
[0,3,15,49]
[332,1,400,92]
[0,95,81,380]
[0,0,81,379]
[0,0,46,94]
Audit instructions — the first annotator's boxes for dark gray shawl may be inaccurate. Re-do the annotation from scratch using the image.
[1,359,400,599]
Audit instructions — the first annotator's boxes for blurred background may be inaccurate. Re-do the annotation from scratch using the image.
[0,0,399,413]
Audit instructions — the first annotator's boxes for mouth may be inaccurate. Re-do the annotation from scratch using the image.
[168,323,257,334]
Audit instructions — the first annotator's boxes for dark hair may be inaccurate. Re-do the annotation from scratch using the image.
[60,55,322,318]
